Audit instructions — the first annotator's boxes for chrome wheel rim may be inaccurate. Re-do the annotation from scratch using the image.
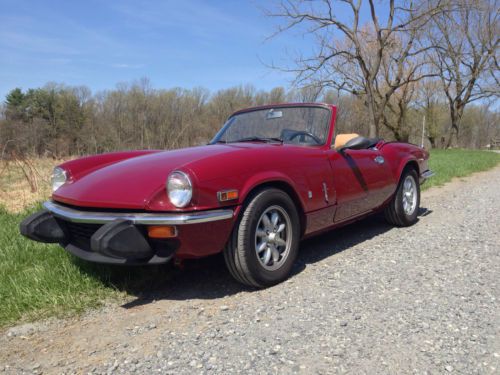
[255,205,292,271]
[402,175,417,215]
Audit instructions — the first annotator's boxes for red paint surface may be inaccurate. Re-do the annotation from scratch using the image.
[52,103,429,257]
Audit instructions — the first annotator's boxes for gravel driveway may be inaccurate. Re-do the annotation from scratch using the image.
[1,166,499,375]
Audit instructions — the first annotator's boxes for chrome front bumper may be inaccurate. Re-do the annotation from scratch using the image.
[21,202,235,265]
[43,201,234,225]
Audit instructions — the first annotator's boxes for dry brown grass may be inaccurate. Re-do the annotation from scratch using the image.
[0,158,68,212]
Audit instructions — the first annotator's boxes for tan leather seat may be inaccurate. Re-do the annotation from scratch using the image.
[334,133,360,149]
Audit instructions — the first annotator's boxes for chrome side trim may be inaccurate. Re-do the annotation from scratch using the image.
[43,201,234,225]
[322,182,329,203]
[421,170,435,179]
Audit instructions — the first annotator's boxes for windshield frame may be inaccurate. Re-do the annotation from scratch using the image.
[209,103,335,148]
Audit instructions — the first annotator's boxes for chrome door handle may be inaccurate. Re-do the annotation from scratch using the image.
[374,156,385,164]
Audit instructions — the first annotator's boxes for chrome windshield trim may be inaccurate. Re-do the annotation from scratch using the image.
[43,201,234,225]
[421,170,435,179]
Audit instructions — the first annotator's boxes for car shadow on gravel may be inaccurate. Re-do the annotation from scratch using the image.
[78,208,432,308]
[291,207,432,276]
[291,213,394,277]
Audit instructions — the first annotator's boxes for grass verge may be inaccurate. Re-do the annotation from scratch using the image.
[424,149,500,190]
[0,205,172,328]
[0,149,499,327]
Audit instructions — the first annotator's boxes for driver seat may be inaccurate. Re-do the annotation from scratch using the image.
[334,133,359,149]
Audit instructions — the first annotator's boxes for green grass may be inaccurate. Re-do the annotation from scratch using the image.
[0,205,172,327]
[0,149,498,328]
[424,149,500,190]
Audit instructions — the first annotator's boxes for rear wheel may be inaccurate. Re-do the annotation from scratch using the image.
[224,188,300,288]
[384,168,420,226]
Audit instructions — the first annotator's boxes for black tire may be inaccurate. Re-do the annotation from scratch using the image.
[223,188,300,288]
[384,168,420,227]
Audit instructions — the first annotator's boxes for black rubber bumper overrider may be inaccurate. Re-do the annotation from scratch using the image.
[19,210,66,243]
[20,210,176,265]
[90,219,154,259]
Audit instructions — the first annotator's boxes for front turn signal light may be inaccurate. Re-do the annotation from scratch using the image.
[217,189,239,202]
[148,225,177,239]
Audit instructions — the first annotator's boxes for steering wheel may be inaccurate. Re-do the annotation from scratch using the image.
[288,131,322,145]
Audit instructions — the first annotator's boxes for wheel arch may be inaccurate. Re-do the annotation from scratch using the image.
[397,158,420,182]
[384,158,421,227]
[240,179,307,237]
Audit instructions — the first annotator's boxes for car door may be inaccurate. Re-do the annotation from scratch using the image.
[327,148,394,222]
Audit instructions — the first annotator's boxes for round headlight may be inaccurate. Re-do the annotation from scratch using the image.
[51,167,67,192]
[167,171,192,208]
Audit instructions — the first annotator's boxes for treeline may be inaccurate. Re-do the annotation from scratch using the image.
[0,78,498,158]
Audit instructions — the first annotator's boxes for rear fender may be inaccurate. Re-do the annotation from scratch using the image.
[380,143,427,185]
[396,157,420,182]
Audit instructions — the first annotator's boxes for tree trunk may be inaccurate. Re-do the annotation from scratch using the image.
[446,106,462,148]
[446,124,459,148]
[428,136,436,149]
[365,91,379,138]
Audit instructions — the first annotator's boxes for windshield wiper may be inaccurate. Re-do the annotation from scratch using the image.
[232,136,283,144]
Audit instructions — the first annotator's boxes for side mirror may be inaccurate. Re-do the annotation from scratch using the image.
[339,136,372,152]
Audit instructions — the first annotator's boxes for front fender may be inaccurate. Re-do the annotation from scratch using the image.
[59,150,161,181]
[239,171,308,211]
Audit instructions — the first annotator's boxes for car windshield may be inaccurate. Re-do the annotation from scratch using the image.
[211,106,331,146]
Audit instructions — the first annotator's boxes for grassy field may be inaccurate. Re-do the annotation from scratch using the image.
[0,205,174,327]
[424,149,500,190]
[0,150,499,327]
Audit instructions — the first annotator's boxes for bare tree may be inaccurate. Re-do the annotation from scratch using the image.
[383,80,417,141]
[426,0,499,147]
[266,0,443,137]
[287,85,323,102]
[414,78,449,148]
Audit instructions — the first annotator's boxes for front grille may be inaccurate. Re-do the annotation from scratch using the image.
[62,221,102,252]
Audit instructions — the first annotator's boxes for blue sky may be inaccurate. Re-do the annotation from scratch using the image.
[0,0,324,99]
[0,0,389,100]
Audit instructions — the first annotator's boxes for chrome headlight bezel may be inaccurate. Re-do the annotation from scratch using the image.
[167,171,193,208]
[51,167,68,192]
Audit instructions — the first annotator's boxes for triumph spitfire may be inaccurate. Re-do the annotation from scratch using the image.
[20,103,433,287]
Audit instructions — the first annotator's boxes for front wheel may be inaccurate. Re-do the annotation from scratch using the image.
[384,168,420,227]
[224,189,300,288]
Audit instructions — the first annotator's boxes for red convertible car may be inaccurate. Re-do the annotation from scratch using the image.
[21,103,433,287]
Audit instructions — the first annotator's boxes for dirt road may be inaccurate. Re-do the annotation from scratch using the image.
[1,167,499,374]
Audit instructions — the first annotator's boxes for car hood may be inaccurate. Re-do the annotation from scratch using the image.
[52,143,271,210]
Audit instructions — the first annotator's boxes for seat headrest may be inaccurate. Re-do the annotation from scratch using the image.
[334,133,360,149]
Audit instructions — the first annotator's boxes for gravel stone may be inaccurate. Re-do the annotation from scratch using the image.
[1,166,499,375]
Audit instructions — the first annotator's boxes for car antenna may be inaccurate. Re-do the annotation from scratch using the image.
[421,115,426,149]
